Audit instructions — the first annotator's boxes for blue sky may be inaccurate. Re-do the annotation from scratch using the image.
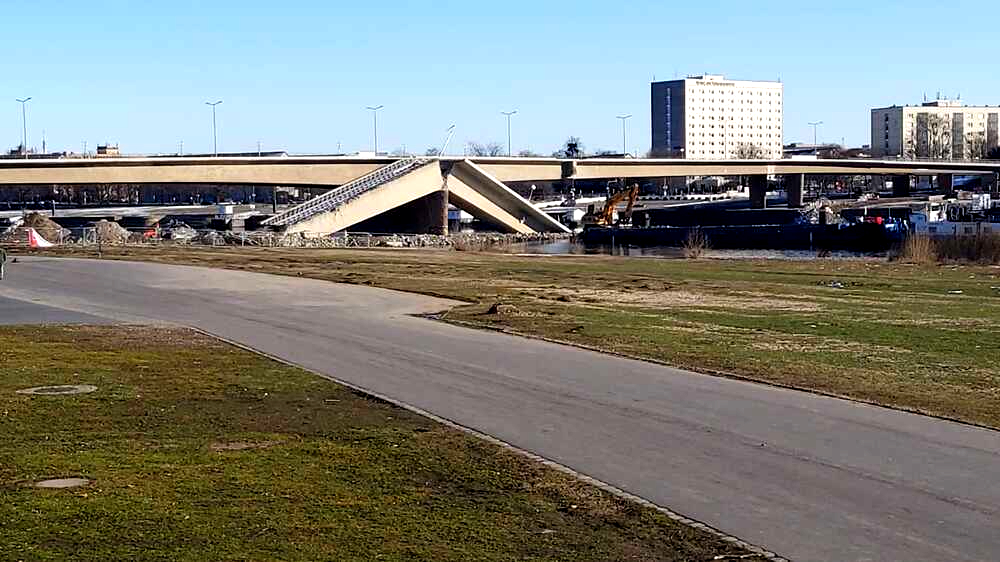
[2,0,998,156]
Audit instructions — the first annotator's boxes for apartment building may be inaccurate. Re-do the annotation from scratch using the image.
[871,99,1000,159]
[651,74,784,159]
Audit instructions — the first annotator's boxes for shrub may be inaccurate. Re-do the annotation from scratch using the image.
[935,233,1000,264]
[683,228,709,259]
[900,235,937,265]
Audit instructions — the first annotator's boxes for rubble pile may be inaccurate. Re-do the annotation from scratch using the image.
[371,232,568,249]
[22,212,70,243]
[93,220,130,244]
[161,221,198,242]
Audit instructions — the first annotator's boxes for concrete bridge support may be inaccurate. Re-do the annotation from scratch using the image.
[749,175,768,209]
[415,188,449,235]
[938,173,955,197]
[784,174,804,208]
[891,174,911,198]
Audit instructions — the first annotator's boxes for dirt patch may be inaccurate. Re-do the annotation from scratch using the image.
[873,317,1000,329]
[749,337,912,356]
[17,385,97,396]
[35,478,90,489]
[527,288,819,311]
[210,440,281,452]
[67,325,221,349]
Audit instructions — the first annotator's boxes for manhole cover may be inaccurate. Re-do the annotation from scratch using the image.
[35,478,91,489]
[16,385,98,396]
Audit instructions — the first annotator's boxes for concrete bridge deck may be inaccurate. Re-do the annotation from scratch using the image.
[1,155,999,185]
[1,156,996,234]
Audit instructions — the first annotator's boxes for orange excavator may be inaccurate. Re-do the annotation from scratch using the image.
[582,182,640,228]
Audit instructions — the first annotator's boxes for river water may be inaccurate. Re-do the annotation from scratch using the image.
[514,239,886,260]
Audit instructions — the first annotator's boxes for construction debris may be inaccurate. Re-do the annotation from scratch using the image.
[22,212,70,243]
[93,220,130,244]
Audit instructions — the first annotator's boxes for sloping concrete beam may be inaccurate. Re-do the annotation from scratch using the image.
[447,177,535,234]
[286,162,444,235]
[448,160,571,234]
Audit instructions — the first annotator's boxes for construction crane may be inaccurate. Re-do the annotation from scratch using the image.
[582,181,640,227]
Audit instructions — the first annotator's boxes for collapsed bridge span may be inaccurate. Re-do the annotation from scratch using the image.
[261,158,570,235]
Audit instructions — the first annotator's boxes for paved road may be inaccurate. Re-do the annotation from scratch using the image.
[0,295,111,325]
[1,257,998,562]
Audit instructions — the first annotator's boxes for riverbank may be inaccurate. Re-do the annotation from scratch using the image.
[17,245,1000,429]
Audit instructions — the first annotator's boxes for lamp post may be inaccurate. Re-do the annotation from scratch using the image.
[366,105,383,154]
[616,114,632,156]
[206,100,223,156]
[16,97,31,158]
[501,110,517,156]
[808,121,824,147]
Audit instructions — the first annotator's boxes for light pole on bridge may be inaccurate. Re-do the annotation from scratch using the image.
[501,110,517,157]
[617,114,632,157]
[366,105,384,155]
[16,97,31,158]
[808,121,824,147]
[205,100,223,157]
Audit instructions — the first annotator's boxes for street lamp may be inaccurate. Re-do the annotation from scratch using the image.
[616,114,632,156]
[501,110,517,156]
[808,121,824,147]
[206,100,223,156]
[16,97,31,158]
[366,105,384,154]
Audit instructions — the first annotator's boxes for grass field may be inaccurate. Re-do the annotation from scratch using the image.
[0,325,750,561]
[23,245,1000,429]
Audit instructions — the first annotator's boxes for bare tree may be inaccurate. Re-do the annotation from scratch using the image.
[733,143,766,159]
[424,147,441,156]
[517,149,540,157]
[466,141,505,157]
[551,137,585,159]
[909,114,952,159]
[966,132,988,160]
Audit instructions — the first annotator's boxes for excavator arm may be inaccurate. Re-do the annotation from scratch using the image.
[583,182,641,227]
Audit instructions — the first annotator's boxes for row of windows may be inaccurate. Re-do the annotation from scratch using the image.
[691,107,780,112]
[689,135,778,144]
[686,150,780,157]
[690,118,781,124]
[901,113,999,121]
[688,89,781,97]
[691,129,779,136]
[689,113,781,121]
[691,100,781,106]
[691,125,780,130]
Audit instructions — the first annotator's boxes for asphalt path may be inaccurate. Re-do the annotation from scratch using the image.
[1,257,998,562]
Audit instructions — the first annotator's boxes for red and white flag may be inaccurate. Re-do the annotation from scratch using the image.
[27,228,55,248]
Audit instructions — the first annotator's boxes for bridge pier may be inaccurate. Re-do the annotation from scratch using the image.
[414,188,449,235]
[749,175,768,209]
[784,174,804,208]
[891,174,911,198]
[937,173,955,197]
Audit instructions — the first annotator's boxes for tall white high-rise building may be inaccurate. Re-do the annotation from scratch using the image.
[871,100,1000,159]
[651,75,784,159]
